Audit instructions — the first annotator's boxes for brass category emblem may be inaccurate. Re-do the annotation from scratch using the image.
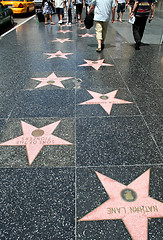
[55,54,61,57]
[100,96,109,100]
[92,61,98,64]
[47,81,55,84]
[32,129,44,137]
[120,188,137,202]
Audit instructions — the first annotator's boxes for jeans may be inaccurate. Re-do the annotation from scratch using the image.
[68,8,72,23]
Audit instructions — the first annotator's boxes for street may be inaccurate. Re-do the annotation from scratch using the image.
[0,11,35,37]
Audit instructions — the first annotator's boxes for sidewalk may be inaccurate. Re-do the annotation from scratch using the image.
[0,10,162,240]
[111,10,163,44]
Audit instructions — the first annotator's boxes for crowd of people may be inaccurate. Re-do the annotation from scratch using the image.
[41,0,156,51]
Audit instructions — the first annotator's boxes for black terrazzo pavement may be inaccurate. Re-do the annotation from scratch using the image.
[0,10,162,240]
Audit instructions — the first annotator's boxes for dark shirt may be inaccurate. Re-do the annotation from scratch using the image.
[129,0,135,4]
[135,0,155,17]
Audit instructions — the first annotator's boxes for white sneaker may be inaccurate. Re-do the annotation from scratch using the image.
[58,20,62,24]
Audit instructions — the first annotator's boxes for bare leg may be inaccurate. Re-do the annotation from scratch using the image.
[45,15,48,24]
[98,39,101,49]
[49,14,53,23]
[79,14,82,24]
[60,13,62,21]
[120,12,123,22]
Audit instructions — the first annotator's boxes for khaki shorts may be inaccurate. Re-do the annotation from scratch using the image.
[95,21,109,41]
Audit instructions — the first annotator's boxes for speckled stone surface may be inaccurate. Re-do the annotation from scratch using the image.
[76,116,162,166]
[0,9,162,240]
[10,89,75,118]
[0,168,75,240]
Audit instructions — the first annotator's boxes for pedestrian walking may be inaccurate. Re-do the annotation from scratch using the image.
[116,0,126,22]
[76,0,85,24]
[42,0,55,25]
[54,0,66,24]
[67,0,73,24]
[131,0,155,50]
[88,0,116,52]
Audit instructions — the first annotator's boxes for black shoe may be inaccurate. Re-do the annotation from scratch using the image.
[101,43,105,50]
[135,42,140,50]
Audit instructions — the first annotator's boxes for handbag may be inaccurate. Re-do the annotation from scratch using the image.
[84,12,94,29]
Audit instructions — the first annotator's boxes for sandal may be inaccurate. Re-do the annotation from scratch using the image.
[45,22,48,25]
[96,48,102,52]
[51,22,55,25]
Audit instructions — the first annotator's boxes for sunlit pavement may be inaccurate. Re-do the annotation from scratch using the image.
[0,9,162,240]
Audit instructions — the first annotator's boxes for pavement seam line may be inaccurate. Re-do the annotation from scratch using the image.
[0,14,36,38]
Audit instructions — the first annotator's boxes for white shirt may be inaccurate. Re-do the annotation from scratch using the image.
[118,0,125,3]
[55,0,65,8]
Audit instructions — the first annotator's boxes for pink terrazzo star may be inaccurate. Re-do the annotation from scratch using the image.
[51,38,73,43]
[0,121,72,165]
[79,169,163,240]
[78,59,113,70]
[57,30,72,33]
[44,50,73,59]
[31,72,73,88]
[79,89,133,115]
[79,33,95,38]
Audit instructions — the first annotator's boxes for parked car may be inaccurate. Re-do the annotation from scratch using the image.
[0,3,14,28]
[0,0,35,14]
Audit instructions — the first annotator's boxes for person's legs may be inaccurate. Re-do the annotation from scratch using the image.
[76,4,79,22]
[79,4,83,24]
[102,21,109,44]
[45,14,48,24]
[139,17,148,41]
[120,3,125,22]
[56,8,61,22]
[79,14,82,24]
[133,17,141,49]
[68,8,72,23]
[58,8,63,23]
[60,13,62,21]
[117,3,120,20]
[95,21,103,51]
[120,12,123,22]
[49,14,54,24]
